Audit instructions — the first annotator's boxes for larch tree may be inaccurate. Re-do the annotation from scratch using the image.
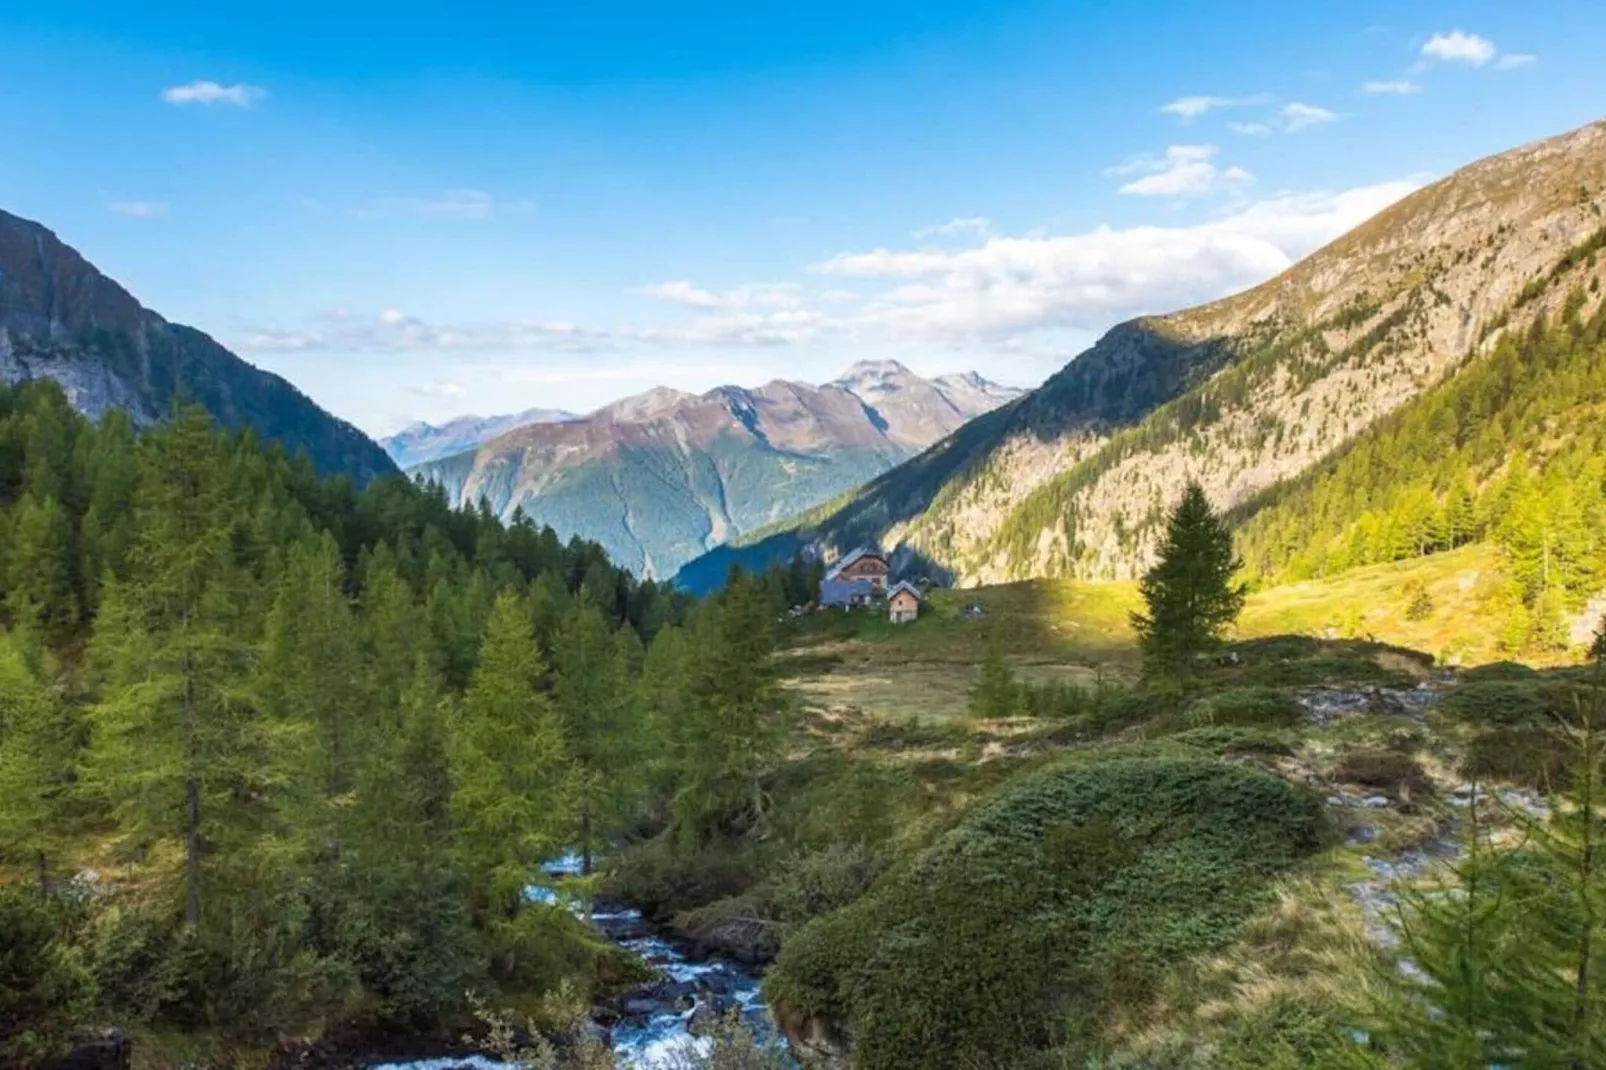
[552,601,642,874]
[87,406,287,932]
[1132,482,1245,679]
[0,634,79,892]
[449,591,571,921]
[259,532,365,851]
[668,574,783,847]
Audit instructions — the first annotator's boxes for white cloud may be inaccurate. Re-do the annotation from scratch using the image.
[107,200,167,218]
[636,308,824,347]
[1421,30,1498,66]
[1362,79,1422,95]
[914,216,993,239]
[638,280,722,308]
[245,177,1425,382]
[160,80,266,107]
[1495,52,1537,70]
[1158,94,1267,120]
[235,308,604,355]
[1228,121,1274,137]
[810,178,1422,341]
[358,190,520,221]
[637,281,803,311]
[1281,102,1337,132]
[1108,145,1252,198]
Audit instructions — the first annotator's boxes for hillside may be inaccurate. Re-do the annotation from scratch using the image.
[380,407,578,468]
[697,118,1606,593]
[0,208,396,484]
[414,361,1020,579]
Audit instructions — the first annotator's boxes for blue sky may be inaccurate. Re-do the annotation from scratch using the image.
[0,1,1600,436]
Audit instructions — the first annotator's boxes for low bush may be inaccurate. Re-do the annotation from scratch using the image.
[603,839,758,921]
[1166,725,1297,756]
[1334,750,1435,800]
[1460,660,1541,684]
[765,757,1327,1069]
[1186,686,1304,729]
[0,887,96,1063]
[771,843,883,924]
[1462,725,1572,790]
[1441,680,1556,726]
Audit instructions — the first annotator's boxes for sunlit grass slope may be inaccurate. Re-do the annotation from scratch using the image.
[781,543,1570,720]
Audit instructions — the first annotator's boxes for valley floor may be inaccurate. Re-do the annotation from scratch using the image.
[604,542,1602,1067]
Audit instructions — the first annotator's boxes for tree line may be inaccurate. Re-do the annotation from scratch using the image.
[1237,295,1606,652]
[0,380,793,1060]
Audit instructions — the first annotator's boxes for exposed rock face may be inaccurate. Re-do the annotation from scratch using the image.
[703,117,1606,587]
[413,361,1021,579]
[0,208,395,484]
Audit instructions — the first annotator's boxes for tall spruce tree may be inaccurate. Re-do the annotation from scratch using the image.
[1132,482,1245,679]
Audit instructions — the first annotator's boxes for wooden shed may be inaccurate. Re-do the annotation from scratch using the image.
[887,581,923,624]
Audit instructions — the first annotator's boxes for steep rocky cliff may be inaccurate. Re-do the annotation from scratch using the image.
[0,209,395,484]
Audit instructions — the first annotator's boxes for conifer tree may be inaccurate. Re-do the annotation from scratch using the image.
[4,493,77,641]
[87,406,282,931]
[639,623,695,801]
[1375,793,1524,1067]
[1497,686,1606,1066]
[1131,483,1245,679]
[968,641,1020,719]
[669,575,783,846]
[260,532,364,849]
[449,592,570,919]
[0,635,79,892]
[552,601,642,874]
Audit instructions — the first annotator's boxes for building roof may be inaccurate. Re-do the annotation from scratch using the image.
[824,546,887,581]
[887,581,923,602]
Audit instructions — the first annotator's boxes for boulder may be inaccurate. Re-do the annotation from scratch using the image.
[687,995,730,1037]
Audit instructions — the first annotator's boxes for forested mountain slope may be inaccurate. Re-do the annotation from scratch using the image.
[414,361,1020,579]
[697,118,1606,589]
[0,208,396,484]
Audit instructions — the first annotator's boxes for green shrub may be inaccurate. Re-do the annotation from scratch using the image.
[1186,686,1304,729]
[1166,725,1297,756]
[1462,725,1572,790]
[767,753,920,852]
[0,888,96,1062]
[1085,688,1183,734]
[766,758,1326,1069]
[603,838,757,920]
[1460,660,1540,684]
[1442,680,1562,726]
[772,844,883,924]
[87,905,187,1023]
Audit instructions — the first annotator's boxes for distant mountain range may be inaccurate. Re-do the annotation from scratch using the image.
[678,118,1606,593]
[409,361,1021,579]
[0,208,396,484]
[381,407,578,468]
